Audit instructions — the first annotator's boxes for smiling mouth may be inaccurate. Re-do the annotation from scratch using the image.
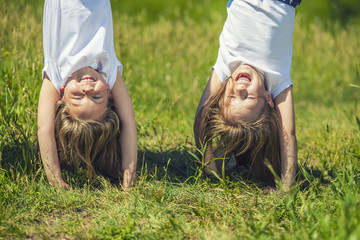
[80,76,96,82]
[235,72,251,82]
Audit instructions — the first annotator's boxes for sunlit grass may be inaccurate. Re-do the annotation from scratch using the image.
[1,0,359,239]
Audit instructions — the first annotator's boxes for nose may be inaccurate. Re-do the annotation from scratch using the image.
[82,84,94,93]
[235,85,248,99]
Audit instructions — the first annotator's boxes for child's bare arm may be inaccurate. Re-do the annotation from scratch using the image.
[194,71,222,175]
[38,76,69,189]
[194,101,219,175]
[111,72,138,189]
[274,87,297,189]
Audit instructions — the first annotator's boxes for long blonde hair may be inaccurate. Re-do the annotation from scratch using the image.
[200,79,281,184]
[55,101,122,180]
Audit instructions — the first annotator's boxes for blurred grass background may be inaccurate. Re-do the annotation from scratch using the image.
[0,0,360,239]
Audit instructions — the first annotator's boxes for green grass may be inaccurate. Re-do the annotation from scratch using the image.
[1,0,360,239]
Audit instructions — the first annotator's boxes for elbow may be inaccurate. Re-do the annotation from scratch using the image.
[37,121,55,138]
[288,129,297,141]
[119,117,137,133]
[279,126,297,151]
[281,124,296,139]
[284,129,296,140]
[281,129,297,146]
[117,109,136,129]
[37,122,45,135]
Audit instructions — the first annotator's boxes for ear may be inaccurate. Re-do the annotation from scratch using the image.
[266,91,274,108]
[60,86,65,100]
[107,84,111,97]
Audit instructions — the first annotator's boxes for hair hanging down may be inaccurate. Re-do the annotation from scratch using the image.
[55,101,122,180]
[200,81,281,185]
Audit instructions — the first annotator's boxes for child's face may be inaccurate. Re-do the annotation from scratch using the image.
[61,67,110,121]
[223,64,273,123]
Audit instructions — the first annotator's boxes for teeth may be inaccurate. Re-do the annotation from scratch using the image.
[80,78,95,82]
[235,72,251,82]
[237,76,250,81]
[241,74,250,80]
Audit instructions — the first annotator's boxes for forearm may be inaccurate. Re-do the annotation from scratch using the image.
[194,108,205,150]
[194,72,223,176]
[204,142,219,175]
[110,72,138,188]
[120,119,138,188]
[274,87,297,189]
[38,127,63,184]
[280,131,297,188]
[194,102,218,174]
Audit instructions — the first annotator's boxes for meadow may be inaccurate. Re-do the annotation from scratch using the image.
[1,0,360,239]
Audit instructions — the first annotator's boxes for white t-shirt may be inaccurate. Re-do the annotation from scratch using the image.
[213,0,295,99]
[42,0,122,92]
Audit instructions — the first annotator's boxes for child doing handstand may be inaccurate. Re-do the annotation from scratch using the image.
[194,0,301,188]
[37,0,137,189]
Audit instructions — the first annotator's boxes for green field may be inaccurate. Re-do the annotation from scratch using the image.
[1,0,360,239]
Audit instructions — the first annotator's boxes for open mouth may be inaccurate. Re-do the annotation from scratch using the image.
[80,76,96,82]
[235,72,251,82]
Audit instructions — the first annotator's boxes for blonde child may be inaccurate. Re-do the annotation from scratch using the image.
[194,0,301,188]
[37,0,137,189]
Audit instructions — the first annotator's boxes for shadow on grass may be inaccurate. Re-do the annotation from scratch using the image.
[0,140,40,176]
[0,140,339,191]
[139,148,346,192]
[137,148,197,183]
[296,164,337,191]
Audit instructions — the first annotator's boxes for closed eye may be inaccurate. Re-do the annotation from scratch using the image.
[230,95,251,100]
[73,96,83,100]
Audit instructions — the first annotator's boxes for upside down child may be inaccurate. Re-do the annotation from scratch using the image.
[194,0,301,188]
[38,0,137,189]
